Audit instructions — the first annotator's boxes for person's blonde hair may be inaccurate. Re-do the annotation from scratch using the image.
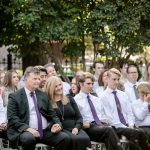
[44,76,69,108]
[108,68,121,78]
[137,82,150,94]
[78,72,95,83]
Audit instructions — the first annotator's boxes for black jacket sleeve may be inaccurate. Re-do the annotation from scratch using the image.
[7,94,29,133]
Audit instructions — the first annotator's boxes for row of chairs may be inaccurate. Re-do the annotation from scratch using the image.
[0,138,129,150]
[91,140,129,150]
[0,139,51,150]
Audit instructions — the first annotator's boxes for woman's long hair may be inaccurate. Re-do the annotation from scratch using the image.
[3,69,18,90]
[44,76,69,108]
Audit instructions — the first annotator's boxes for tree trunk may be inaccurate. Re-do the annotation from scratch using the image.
[81,34,86,71]
[49,41,70,83]
[21,43,48,72]
[93,42,97,62]
[50,41,63,65]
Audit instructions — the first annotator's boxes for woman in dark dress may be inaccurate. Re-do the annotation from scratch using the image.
[44,76,91,150]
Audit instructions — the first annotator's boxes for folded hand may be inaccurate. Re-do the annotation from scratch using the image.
[51,124,62,133]
[72,128,78,135]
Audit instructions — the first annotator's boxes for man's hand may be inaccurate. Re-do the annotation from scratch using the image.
[26,128,40,137]
[0,123,7,132]
[83,122,90,129]
[51,124,62,133]
[72,128,78,135]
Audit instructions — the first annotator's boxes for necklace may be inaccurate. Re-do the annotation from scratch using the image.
[57,102,64,121]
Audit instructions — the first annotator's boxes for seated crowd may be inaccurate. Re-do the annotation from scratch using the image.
[0,61,150,150]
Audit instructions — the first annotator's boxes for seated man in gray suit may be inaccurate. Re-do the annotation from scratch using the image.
[132,82,150,140]
[7,67,70,150]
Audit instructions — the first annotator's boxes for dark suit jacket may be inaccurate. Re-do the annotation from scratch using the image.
[7,88,62,148]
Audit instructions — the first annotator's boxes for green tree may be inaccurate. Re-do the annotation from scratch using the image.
[0,0,150,71]
[62,41,83,71]
[0,0,78,70]
[87,0,150,68]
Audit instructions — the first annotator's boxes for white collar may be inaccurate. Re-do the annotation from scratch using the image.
[126,81,137,87]
[105,87,118,94]
[24,87,35,96]
[78,91,91,98]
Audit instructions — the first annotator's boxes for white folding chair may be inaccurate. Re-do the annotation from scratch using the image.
[0,138,11,150]
[91,141,106,150]
[120,139,129,150]
[35,143,49,150]
[18,143,50,150]
[0,138,4,149]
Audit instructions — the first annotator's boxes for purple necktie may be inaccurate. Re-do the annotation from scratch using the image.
[133,85,139,100]
[87,95,101,125]
[148,104,150,112]
[112,91,127,126]
[30,92,43,139]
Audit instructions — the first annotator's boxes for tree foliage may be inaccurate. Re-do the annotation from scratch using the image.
[87,0,150,67]
[0,0,150,70]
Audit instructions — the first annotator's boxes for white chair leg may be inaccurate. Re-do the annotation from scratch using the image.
[0,138,4,149]
[91,141,106,150]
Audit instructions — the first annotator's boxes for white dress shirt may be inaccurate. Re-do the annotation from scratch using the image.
[100,87,135,128]
[74,91,107,123]
[132,99,150,127]
[63,81,70,95]
[124,81,139,103]
[0,96,7,124]
[93,81,99,92]
[95,86,105,98]
[24,88,48,130]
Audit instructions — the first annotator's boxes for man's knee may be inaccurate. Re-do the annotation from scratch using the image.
[106,127,115,133]
[53,132,70,149]
[60,132,70,144]
[20,132,36,146]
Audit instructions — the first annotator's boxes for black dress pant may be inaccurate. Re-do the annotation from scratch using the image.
[0,130,7,139]
[115,127,149,150]
[63,129,91,150]
[139,126,150,149]
[19,129,70,150]
[84,125,122,150]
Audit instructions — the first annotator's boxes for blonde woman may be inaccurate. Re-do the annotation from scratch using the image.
[44,76,91,150]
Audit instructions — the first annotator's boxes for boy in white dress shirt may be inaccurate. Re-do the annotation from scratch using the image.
[132,82,150,141]
[74,72,123,150]
[124,64,140,103]
[101,68,149,150]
